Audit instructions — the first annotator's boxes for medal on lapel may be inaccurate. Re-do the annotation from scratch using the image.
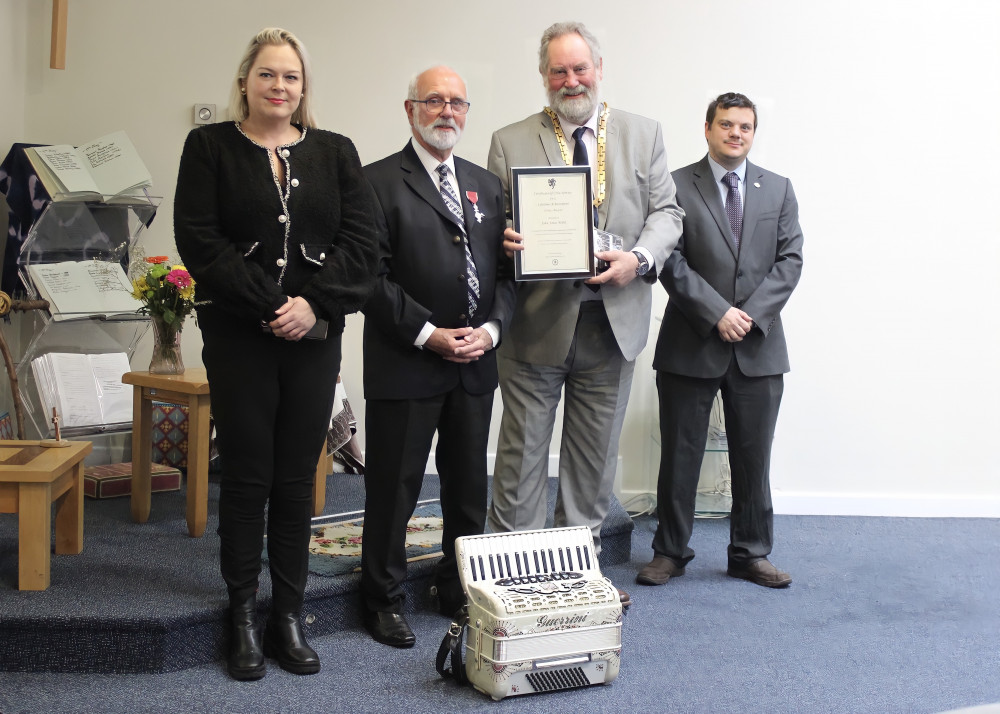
[466,190,484,223]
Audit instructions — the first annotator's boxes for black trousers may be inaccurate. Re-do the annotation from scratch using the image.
[360,385,493,613]
[652,359,783,567]
[198,308,341,611]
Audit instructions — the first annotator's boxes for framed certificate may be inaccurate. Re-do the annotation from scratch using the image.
[511,165,595,281]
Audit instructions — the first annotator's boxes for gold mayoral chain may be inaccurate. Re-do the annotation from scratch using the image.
[543,102,609,210]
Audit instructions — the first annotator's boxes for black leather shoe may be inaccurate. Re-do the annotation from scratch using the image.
[433,584,466,619]
[228,598,265,681]
[364,611,416,648]
[727,559,792,588]
[263,612,320,675]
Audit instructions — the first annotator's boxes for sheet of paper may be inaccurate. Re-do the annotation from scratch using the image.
[33,145,99,194]
[88,352,132,424]
[517,172,592,274]
[45,353,104,427]
[77,130,152,195]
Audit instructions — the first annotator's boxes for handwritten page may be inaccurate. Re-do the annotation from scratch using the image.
[27,261,138,320]
[78,131,152,196]
[84,261,133,295]
[33,145,100,195]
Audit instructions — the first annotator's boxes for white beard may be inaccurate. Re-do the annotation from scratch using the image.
[414,117,462,153]
[548,83,599,125]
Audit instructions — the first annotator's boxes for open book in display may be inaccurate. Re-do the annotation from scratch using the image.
[22,130,152,202]
[31,351,132,431]
[26,260,140,321]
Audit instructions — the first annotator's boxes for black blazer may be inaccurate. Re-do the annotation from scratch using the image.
[175,122,377,330]
[362,142,515,400]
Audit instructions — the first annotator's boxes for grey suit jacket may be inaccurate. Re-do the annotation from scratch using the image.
[653,156,804,378]
[487,108,683,364]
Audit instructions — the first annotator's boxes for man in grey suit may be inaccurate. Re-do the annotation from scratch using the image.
[486,22,683,589]
[638,92,803,589]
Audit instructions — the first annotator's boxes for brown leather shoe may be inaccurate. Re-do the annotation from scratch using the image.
[635,556,685,586]
[616,587,631,611]
[727,559,792,588]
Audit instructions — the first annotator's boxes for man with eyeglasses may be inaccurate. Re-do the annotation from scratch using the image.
[486,22,683,605]
[360,65,514,647]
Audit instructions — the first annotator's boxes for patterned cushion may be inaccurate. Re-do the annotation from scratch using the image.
[151,402,189,468]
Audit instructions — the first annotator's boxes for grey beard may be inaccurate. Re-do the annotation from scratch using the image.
[548,86,599,125]
[415,119,461,153]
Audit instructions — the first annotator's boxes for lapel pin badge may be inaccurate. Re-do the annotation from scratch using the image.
[754,182,761,188]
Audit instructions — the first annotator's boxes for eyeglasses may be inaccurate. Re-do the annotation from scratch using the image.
[409,97,471,115]
[547,65,593,80]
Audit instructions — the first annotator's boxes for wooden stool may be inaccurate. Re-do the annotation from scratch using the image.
[0,440,92,590]
[123,369,329,537]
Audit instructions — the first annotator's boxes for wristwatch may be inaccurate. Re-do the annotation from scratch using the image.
[632,250,650,277]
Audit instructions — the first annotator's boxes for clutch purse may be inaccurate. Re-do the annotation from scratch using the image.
[261,318,328,340]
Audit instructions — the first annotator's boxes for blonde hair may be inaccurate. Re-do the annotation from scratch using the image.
[229,27,317,127]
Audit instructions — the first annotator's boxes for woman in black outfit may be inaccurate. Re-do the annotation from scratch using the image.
[174,27,376,680]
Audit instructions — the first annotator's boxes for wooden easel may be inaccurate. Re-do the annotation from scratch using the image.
[0,290,51,440]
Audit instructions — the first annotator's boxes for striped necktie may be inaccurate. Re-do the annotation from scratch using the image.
[437,163,480,317]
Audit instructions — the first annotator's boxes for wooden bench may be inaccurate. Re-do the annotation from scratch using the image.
[0,440,91,590]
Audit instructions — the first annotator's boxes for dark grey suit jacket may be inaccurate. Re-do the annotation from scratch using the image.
[362,142,515,400]
[653,156,804,378]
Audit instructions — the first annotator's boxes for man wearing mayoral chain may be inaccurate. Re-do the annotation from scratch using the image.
[486,21,683,604]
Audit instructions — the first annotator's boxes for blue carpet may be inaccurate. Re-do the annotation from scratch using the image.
[1,513,998,713]
[0,471,632,673]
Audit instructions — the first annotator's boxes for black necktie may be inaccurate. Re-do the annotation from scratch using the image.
[723,171,743,250]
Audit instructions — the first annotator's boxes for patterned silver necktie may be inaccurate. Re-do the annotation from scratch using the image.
[723,171,743,250]
[437,164,480,316]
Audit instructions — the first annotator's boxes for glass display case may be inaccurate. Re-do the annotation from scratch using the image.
[12,197,159,439]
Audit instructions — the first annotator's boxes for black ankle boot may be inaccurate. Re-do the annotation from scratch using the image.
[263,611,320,675]
[228,596,265,680]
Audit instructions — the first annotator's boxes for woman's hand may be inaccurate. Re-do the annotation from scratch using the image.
[268,296,316,341]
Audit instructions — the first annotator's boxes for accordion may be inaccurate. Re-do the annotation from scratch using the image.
[455,526,623,701]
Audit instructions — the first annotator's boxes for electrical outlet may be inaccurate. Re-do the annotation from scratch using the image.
[193,104,216,125]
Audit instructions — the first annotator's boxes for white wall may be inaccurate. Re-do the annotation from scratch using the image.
[1,0,27,190]
[6,0,998,516]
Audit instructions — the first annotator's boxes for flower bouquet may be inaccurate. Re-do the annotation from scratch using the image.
[130,255,196,374]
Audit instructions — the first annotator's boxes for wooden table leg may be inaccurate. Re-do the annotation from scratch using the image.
[185,394,211,537]
[54,461,84,555]
[130,386,153,524]
[18,482,51,590]
[313,447,327,516]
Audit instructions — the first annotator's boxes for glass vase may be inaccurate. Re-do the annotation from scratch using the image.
[149,314,185,375]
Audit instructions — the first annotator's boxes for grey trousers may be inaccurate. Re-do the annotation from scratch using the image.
[488,302,634,551]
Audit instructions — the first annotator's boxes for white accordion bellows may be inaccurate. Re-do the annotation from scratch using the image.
[456,526,623,701]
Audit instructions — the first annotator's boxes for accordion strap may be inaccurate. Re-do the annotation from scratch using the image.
[436,608,469,685]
